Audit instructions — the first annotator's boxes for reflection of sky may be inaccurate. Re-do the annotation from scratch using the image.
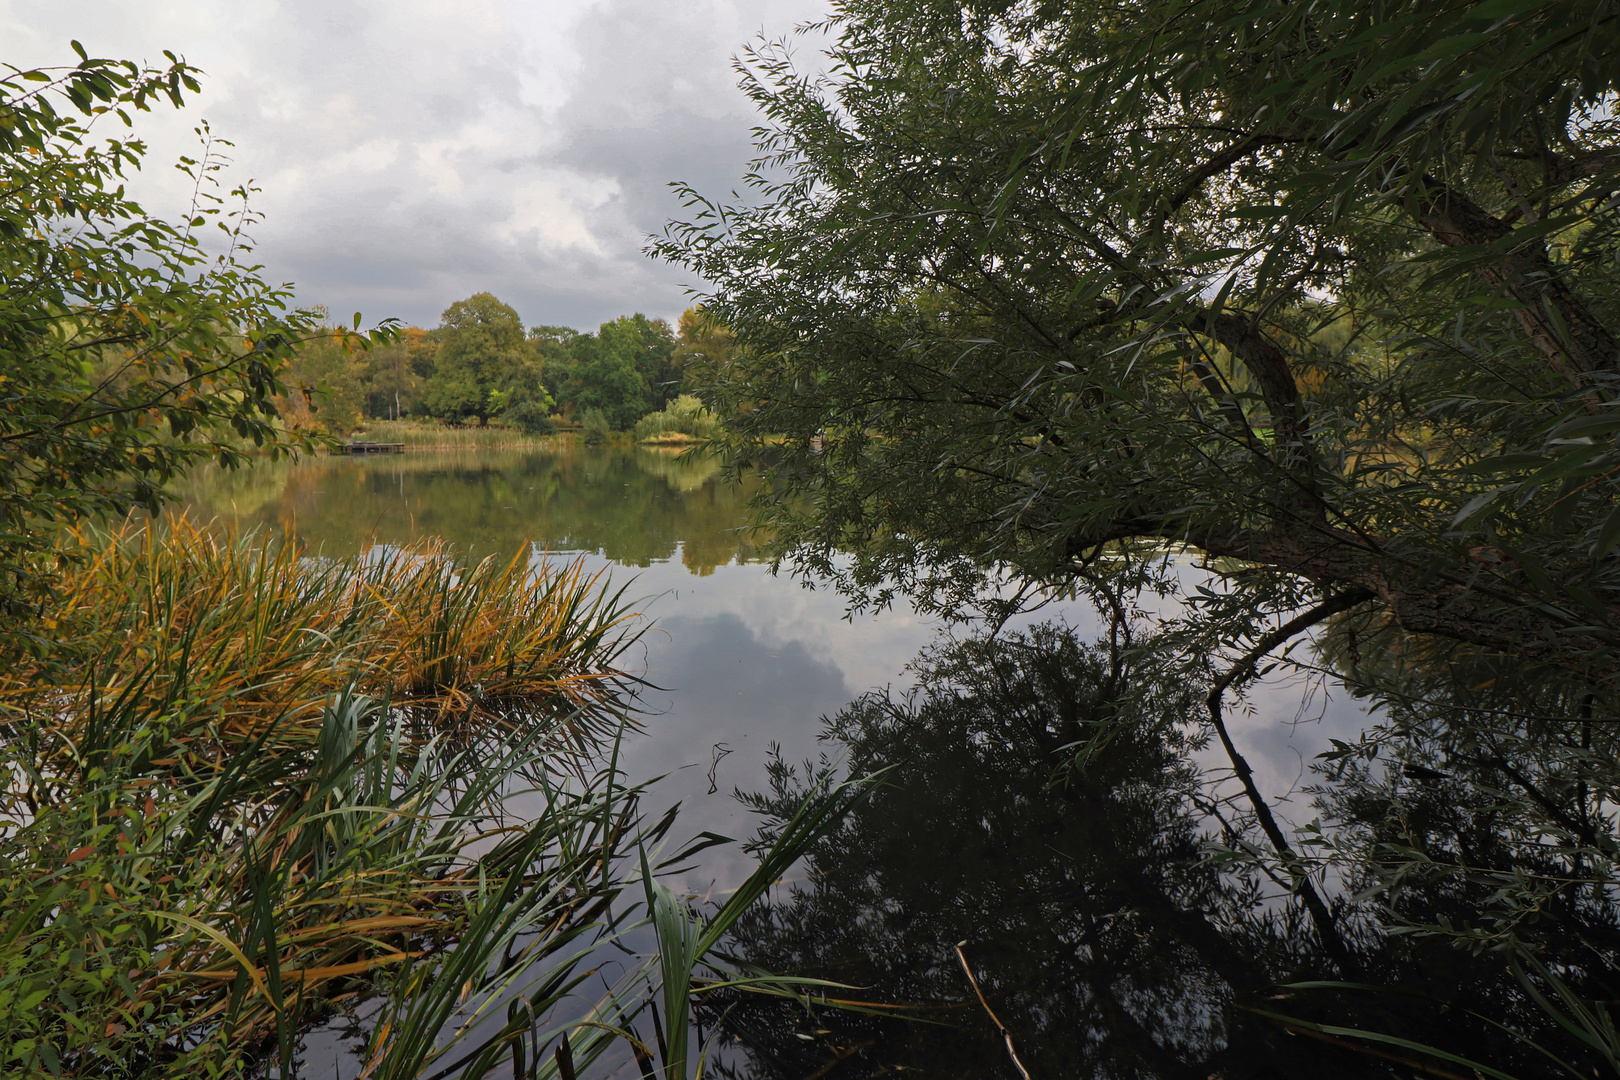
[607,553,939,893]
[589,546,1377,894]
[187,452,1379,893]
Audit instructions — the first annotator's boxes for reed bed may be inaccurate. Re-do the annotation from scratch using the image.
[353,421,573,451]
[0,520,650,1076]
[3,517,639,759]
[0,519,881,1079]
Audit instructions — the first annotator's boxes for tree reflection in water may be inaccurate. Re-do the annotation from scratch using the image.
[711,624,1619,1079]
[177,444,763,572]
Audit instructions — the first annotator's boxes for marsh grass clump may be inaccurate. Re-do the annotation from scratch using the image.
[7,517,638,750]
[0,519,648,1076]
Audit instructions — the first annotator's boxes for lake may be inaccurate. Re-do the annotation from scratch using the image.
[179,444,973,893]
[179,444,1365,889]
[181,443,1413,1078]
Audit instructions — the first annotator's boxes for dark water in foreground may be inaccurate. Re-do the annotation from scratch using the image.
[182,445,1558,1079]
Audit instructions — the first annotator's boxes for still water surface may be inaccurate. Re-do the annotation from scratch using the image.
[182,444,1388,1076]
[180,445,1356,892]
[181,445,969,892]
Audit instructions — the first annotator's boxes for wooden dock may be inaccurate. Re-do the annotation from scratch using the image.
[335,441,405,455]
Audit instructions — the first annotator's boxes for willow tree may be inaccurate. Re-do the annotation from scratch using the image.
[657,0,1620,682]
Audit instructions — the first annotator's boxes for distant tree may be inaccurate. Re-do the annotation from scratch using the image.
[403,326,441,382]
[497,380,555,434]
[579,406,610,446]
[529,324,579,419]
[603,313,680,410]
[561,333,647,429]
[358,339,420,420]
[276,318,368,432]
[420,293,539,425]
[670,306,735,385]
[533,315,679,429]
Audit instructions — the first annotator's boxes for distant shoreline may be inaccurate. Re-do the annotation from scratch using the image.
[336,420,711,452]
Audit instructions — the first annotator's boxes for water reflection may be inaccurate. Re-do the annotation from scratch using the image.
[172,446,1521,1078]
[714,625,1616,1079]
[176,446,1371,899]
[178,446,954,892]
[176,444,759,572]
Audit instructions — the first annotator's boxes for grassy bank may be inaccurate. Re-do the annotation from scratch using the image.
[350,419,576,451]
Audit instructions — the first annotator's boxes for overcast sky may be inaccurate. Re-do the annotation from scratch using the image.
[2,0,832,330]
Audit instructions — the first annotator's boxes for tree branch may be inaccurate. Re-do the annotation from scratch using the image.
[1207,588,1376,977]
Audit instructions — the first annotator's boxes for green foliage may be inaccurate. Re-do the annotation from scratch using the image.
[602,313,680,412]
[356,337,421,421]
[656,0,1620,667]
[421,293,545,426]
[500,382,557,434]
[580,406,611,446]
[654,2,1620,1064]
[629,770,888,1080]
[0,47,391,648]
[276,320,370,433]
[554,315,675,430]
[634,394,720,443]
[669,306,734,383]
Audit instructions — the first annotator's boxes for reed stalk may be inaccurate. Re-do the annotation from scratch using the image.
[0,519,646,1076]
[354,421,570,451]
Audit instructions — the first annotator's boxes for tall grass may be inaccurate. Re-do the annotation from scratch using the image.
[355,420,572,451]
[5,517,637,754]
[0,519,880,1078]
[0,520,646,1076]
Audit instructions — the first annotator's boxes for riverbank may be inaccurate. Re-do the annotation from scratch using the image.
[344,419,714,450]
[349,419,575,450]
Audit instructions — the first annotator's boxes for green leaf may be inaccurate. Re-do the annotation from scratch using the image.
[1466,0,1548,19]
[1452,487,1508,527]
[1590,506,1620,562]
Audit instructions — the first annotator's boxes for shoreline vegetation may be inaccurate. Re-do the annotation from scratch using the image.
[0,517,852,1077]
[0,518,649,1073]
[335,416,716,452]
[346,419,578,451]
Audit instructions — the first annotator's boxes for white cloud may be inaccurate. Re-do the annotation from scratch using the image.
[1,0,832,329]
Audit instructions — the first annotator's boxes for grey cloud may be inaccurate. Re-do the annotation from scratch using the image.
[3,0,831,331]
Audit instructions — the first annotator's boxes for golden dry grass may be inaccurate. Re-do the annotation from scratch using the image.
[3,516,639,758]
[0,518,647,1072]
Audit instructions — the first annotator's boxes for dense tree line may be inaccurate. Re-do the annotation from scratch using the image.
[278,295,732,435]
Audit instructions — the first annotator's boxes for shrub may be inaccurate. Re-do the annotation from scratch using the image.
[503,385,556,434]
[634,394,721,444]
[581,407,611,446]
